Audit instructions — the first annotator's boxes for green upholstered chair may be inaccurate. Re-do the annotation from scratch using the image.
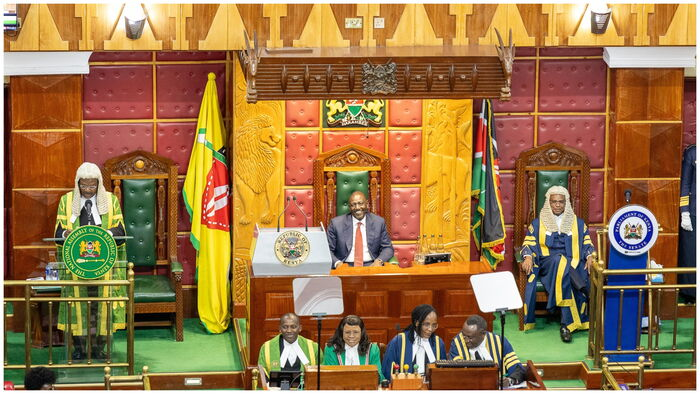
[514,142,590,331]
[103,150,183,341]
[313,144,392,235]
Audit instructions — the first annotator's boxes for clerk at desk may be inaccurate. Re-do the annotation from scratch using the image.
[326,191,394,269]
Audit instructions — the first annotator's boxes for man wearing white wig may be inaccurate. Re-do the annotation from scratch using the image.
[520,186,595,342]
[54,162,126,360]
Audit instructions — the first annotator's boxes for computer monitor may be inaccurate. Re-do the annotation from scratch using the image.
[268,370,303,390]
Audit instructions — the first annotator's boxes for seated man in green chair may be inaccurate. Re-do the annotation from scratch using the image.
[327,191,394,269]
[520,186,595,343]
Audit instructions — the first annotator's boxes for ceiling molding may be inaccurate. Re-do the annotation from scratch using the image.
[603,47,696,68]
[4,51,93,76]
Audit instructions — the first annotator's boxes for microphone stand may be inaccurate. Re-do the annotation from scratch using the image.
[290,195,309,231]
[312,312,326,390]
[496,308,507,390]
[276,196,291,232]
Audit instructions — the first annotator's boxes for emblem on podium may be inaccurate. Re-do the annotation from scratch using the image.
[274,230,311,267]
[62,225,117,279]
[608,205,659,256]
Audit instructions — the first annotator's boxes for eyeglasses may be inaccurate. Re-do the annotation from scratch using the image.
[421,322,438,330]
[79,185,98,190]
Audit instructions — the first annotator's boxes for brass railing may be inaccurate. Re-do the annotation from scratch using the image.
[601,356,645,390]
[588,229,696,368]
[3,263,135,374]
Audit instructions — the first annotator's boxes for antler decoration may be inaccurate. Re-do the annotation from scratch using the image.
[494,28,515,101]
[242,30,261,103]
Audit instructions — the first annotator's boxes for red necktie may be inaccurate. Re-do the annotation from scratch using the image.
[354,222,363,267]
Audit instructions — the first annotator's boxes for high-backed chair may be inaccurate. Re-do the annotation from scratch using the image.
[103,150,183,341]
[514,142,590,331]
[312,144,392,234]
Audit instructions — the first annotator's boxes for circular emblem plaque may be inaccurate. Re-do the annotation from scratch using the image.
[608,205,659,256]
[62,225,118,279]
[274,230,311,267]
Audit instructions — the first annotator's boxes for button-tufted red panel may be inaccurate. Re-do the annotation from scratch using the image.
[683,78,696,149]
[178,179,191,232]
[588,225,601,253]
[390,187,420,241]
[123,179,157,267]
[496,227,515,272]
[285,131,319,186]
[156,122,195,174]
[539,59,606,112]
[393,244,417,268]
[176,234,196,285]
[156,51,226,61]
[388,130,421,184]
[388,100,422,127]
[284,189,314,228]
[493,60,536,112]
[84,123,153,167]
[156,63,226,119]
[500,173,515,225]
[495,116,534,170]
[89,52,152,62]
[540,47,603,57]
[322,131,385,153]
[589,171,604,223]
[538,115,605,167]
[84,65,153,120]
[516,47,536,56]
[286,100,320,127]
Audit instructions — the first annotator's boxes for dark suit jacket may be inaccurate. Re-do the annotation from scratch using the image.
[326,212,394,268]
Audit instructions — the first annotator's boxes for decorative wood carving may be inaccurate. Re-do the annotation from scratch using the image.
[362,60,397,95]
[494,28,515,101]
[240,31,261,103]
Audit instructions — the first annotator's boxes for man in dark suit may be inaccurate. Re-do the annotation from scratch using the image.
[327,191,394,268]
[679,144,696,304]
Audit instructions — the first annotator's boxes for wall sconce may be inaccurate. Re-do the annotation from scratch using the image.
[124,3,146,39]
[590,2,612,34]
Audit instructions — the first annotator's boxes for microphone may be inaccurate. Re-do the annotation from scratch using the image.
[276,196,291,232]
[624,189,632,204]
[290,195,309,231]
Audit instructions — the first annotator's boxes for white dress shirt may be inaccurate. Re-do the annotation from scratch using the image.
[280,338,309,367]
[412,332,436,374]
[468,337,493,361]
[344,343,360,365]
[344,216,371,263]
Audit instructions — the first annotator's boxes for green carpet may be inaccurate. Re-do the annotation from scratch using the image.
[3,318,243,385]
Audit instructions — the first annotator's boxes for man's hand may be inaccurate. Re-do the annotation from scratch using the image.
[370,259,383,267]
[521,255,533,275]
[681,212,693,232]
[585,254,595,272]
[63,229,72,238]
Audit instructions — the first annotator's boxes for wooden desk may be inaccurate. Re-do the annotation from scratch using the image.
[30,286,63,348]
[247,262,492,366]
[304,365,378,390]
[426,360,546,390]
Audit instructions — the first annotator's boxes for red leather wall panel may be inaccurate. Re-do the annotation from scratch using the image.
[286,100,320,127]
[388,130,422,184]
[495,116,534,170]
[284,189,314,228]
[500,173,515,225]
[178,179,191,232]
[492,60,536,113]
[155,63,226,119]
[156,122,196,174]
[322,131,385,153]
[539,59,606,112]
[388,100,422,127]
[176,234,196,285]
[285,131,319,186]
[589,171,604,223]
[156,51,226,61]
[516,47,536,56]
[390,187,420,241]
[83,123,153,167]
[539,47,603,57]
[83,65,153,120]
[89,52,152,62]
[538,115,605,167]
[393,244,417,267]
[683,78,696,149]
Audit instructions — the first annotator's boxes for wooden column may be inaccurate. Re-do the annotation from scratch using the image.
[608,68,684,315]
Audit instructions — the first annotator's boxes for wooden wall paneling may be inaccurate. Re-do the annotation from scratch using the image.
[465,4,498,47]
[281,4,314,47]
[11,133,82,188]
[293,4,325,47]
[516,4,548,47]
[614,180,680,233]
[399,290,434,318]
[182,287,198,318]
[356,4,380,47]
[542,4,585,46]
[448,4,473,46]
[11,75,81,130]
[478,4,536,46]
[11,248,51,282]
[387,4,441,46]
[198,4,239,50]
[74,4,92,50]
[629,5,653,46]
[659,4,696,45]
[3,4,31,51]
[45,4,81,50]
[184,4,219,50]
[440,289,474,317]
[328,4,362,47]
[614,69,684,121]
[11,190,65,246]
[263,4,286,48]
[237,4,271,50]
[85,4,127,51]
[142,3,179,50]
[355,291,389,317]
[614,124,682,178]
[648,4,679,46]
[9,4,40,51]
[373,4,406,47]
[568,4,625,46]
[102,4,163,50]
[264,293,295,319]
[413,4,444,46]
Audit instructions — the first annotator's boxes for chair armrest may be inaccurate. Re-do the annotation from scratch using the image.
[514,246,524,263]
[169,256,183,273]
[388,256,399,265]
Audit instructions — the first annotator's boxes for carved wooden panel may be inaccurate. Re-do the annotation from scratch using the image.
[11,75,81,130]
[399,290,434,318]
[613,180,680,233]
[12,190,65,246]
[613,124,682,178]
[421,100,472,262]
[264,293,294,319]
[355,291,389,317]
[11,132,82,188]
[9,248,51,281]
[614,69,684,121]
[440,289,474,317]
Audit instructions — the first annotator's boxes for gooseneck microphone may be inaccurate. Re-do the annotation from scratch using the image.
[290,195,309,231]
[276,196,291,232]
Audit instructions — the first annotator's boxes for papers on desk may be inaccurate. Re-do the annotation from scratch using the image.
[505,380,528,389]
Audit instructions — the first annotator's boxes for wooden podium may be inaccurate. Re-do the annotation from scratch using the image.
[427,364,498,390]
[303,365,378,390]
